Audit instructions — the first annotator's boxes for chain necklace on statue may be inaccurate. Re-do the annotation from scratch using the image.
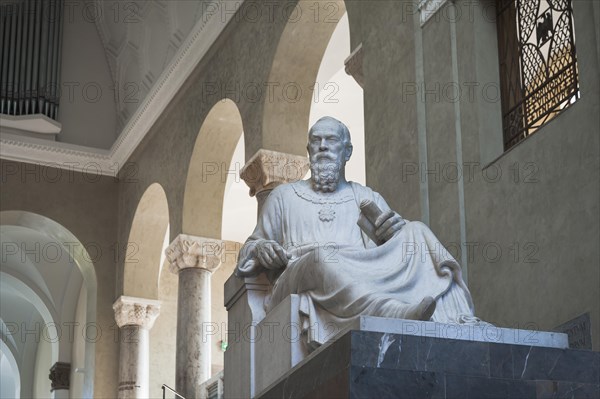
[291,182,355,222]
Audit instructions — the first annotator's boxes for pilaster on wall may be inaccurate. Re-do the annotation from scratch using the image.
[361,1,423,221]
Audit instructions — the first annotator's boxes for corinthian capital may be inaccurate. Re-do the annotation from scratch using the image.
[113,296,161,329]
[240,149,309,196]
[165,234,224,274]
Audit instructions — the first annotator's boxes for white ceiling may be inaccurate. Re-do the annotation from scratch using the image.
[0,1,239,175]
[93,0,204,130]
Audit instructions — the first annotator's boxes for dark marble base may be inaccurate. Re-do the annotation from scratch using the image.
[257,330,599,399]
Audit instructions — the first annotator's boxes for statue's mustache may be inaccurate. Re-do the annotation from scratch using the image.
[313,153,336,161]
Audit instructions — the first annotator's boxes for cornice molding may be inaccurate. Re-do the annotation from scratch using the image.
[0,0,244,177]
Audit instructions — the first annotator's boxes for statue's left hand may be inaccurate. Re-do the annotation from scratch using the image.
[374,210,406,243]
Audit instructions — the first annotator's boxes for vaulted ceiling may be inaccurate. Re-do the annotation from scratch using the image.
[93,0,204,130]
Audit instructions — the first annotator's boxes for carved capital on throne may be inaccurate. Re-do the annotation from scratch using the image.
[240,149,309,197]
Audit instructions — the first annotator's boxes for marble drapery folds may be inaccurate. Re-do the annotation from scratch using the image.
[237,180,477,347]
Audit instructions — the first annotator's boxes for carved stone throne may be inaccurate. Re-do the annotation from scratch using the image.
[226,271,322,398]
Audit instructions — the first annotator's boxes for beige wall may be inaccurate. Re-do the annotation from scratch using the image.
[409,0,600,347]
[0,159,120,398]
[148,260,178,398]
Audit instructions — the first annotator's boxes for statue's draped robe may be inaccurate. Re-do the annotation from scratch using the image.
[237,180,476,347]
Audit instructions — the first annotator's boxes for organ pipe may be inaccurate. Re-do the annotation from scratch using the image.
[1,0,64,120]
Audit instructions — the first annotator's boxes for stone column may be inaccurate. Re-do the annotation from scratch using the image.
[166,235,224,399]
[240,149,309,215]
[49,362,70,399]
[113,296,161,399]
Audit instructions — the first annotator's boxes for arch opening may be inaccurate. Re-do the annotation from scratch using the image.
[182,98,244,239]
[309,11,365,184]
[124,183,170,300]
[0,210,97,398]
[261,0,347,157]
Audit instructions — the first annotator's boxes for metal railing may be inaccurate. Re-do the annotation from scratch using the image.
[162,384,186,399]
[162,370,224,399]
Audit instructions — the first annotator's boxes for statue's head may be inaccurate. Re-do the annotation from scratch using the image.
[307,117,353,192]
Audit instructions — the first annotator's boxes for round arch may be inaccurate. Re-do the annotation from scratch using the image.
[308,11,365,184]
[261,0,346,156]
[124,184,174,397]
[0,210,97,398]
[182,98,244,238]
[124,183,170,300]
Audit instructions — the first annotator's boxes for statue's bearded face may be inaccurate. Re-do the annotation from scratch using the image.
[310,158,342,192]
[307,122,349,193]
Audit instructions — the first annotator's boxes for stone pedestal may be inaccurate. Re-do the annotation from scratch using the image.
[254,295,309,395]
[256,317,599,399]
[113,296,160,399]
[166,234,224,399]
[240,149,309,215]
[223,273,271,399]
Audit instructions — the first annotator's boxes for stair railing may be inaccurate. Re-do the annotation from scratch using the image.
[162,384,186,399]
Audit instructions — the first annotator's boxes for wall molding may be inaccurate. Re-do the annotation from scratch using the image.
[0,1,244,177]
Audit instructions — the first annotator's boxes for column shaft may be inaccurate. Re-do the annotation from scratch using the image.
[117,326,150,399]
[176,267,211,398]
[113,296,160,399]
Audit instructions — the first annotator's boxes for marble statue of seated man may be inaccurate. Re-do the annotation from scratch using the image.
[236,116,480,349]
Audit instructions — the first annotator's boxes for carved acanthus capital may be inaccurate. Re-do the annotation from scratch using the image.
[49,362,70,391]
[240,149,309,196]
[113,296,161,329]
[165,234,224,274]
[344,44,364,88]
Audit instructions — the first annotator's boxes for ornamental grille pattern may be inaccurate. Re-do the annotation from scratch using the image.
[496,0,579,150]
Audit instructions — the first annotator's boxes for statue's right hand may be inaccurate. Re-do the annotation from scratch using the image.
[255,240,290,270]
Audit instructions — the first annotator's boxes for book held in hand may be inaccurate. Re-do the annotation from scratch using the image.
[357,199,385,245]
